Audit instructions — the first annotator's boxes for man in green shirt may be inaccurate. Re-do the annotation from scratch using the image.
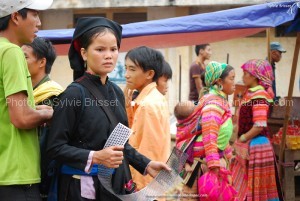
[0,0,53,200]
[22,37,64,200]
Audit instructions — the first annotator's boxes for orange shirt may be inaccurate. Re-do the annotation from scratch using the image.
[128,82,170,190]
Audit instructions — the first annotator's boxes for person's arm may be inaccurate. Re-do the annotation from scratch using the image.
[190,63,202,93]
[91,146,124,168]
[125,139,171,178]
[145,161,171,178]
[7,92,53,129]
[239,99,268,142]
[239,127,263,142]
[46,87,91,170]
[47,86,126,170]
[193,76,202,93]
[125,142,151,174]
[201,103,224,172]
[2,47,53,129]
[230,107,239,143]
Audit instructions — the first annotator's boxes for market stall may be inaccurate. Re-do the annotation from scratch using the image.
[273,32,300,201]
[37,1,300,199]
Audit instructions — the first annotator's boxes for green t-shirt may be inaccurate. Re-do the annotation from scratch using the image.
[0,38,40,185]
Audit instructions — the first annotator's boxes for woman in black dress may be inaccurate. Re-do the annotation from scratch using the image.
[46,17,169,201]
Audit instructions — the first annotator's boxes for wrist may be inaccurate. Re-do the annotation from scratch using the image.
[210,167,220,175]
[240,134,247,142]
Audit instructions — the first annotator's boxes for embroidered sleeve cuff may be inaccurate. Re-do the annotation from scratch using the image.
[84,151,95,173]
[206,154,220,169]
[254,121,267,127]
[143,162,151,175]
[207,160,221,169]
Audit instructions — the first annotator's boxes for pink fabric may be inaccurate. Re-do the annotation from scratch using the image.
[233,140,250,168]
[81,176,96,199]
[81,151,96,199]
[198,168,238,201]
[241,59,274,90]
[84,151,95,173]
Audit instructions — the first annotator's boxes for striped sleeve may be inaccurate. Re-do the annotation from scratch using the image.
[201,103,224,169]
[252,100,269,127]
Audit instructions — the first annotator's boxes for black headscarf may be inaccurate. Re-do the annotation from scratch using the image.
[68,17,122,80]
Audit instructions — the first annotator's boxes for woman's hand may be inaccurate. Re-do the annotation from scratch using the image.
[238,134,247,143]
[184,163,193,173]
[146,161,171,178]
[92,146,124,168]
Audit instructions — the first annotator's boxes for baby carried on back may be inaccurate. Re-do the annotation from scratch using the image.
[174,94,237,201]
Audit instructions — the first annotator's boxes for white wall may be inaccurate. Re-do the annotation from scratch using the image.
[41,10,73,29]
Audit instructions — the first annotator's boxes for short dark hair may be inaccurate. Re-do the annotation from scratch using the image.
[195,44,210,56]
[0,8,29,31]
[160,61,172,79]
[125,46,164,82]
[174,101,195,120]
[25,37,57,74]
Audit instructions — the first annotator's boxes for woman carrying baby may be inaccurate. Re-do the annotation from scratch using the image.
[175,61,236,200]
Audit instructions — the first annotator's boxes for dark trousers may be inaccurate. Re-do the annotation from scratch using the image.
[0,184,41,201]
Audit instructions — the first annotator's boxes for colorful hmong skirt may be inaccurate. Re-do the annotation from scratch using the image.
[231,136,281,201]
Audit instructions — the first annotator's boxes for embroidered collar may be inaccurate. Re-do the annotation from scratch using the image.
[209,87,227,100]
[248,85,264,92]
[243,85,273,103]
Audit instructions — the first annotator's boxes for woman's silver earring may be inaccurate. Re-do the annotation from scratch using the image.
[84,61,87,69]
[218,84,223,91]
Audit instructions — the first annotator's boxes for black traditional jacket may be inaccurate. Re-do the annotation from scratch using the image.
[47,73,150,200]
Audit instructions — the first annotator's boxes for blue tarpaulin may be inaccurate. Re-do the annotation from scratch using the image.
[37,1,299,52]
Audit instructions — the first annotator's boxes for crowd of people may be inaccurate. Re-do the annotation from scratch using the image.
[0,0,286,201]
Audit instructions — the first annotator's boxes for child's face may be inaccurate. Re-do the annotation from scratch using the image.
[125,58,153,92]
[242,70,257,88]
[157,76,169,95]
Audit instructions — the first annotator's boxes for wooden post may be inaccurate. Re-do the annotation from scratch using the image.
[179,55,182,102]
[279,32,300,180]
[267,28,271,63]
[226,53,229,64]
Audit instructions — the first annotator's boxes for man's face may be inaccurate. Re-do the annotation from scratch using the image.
[271,50,282,63]
[21,45,43,79]
[200,45,212,60]
[18,9,41,45]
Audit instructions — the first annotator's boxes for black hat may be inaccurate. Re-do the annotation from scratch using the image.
[69,17,122,80]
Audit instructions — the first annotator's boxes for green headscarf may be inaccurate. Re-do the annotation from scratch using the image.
[199,61,227,98]
[205,61,227,87]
